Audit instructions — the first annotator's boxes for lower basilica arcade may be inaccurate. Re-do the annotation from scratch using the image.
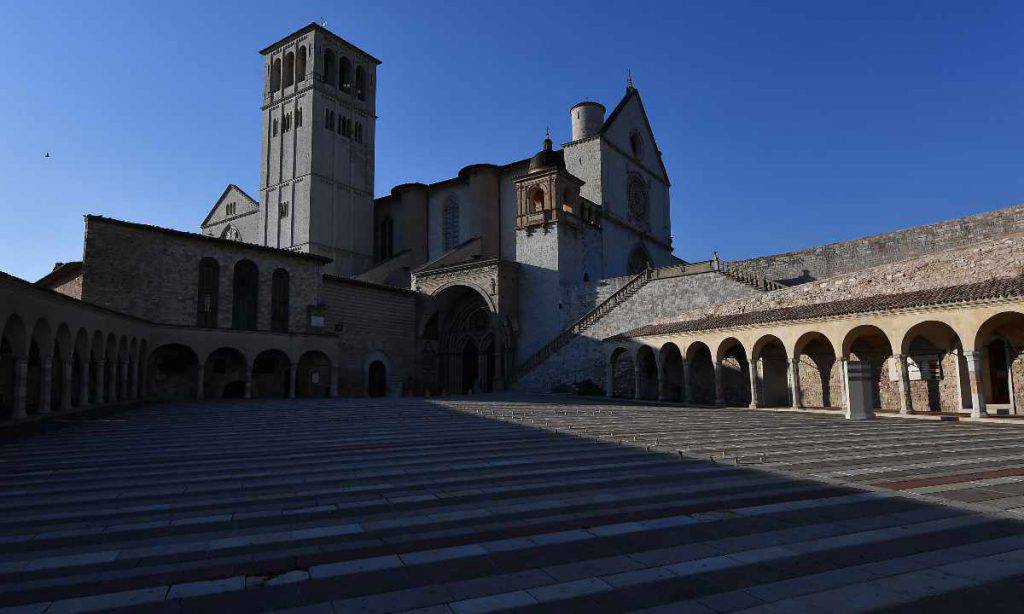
[607,278,1024,420]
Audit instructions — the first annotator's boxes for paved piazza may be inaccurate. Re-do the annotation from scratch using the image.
[4,398,1024,612]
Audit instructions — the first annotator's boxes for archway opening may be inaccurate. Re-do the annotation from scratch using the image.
[297,351,332,398]
[718,339,751,407]
[844,325,896,411]
[795,333,840,409]
[368,360,387,397]
[434,285,502,395]
[660,343,683,402]
[147,344,199,401]
[609,347,635,399]
[686,342,715,405]
[974,312,1024,414]
[753,336,789,408]
[636,346,658,400]
[901,321,966,413]
[204,347,247,400]
[252,350,290,398]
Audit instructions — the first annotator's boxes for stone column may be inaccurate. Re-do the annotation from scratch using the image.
[840,358,851,413]
[896,354,913,415]
[244,365,253,399]
[95,360,106,405]
[127,363,136,400]
[288,363,297,399]
[633,356,643,400]
[952,349,968,412]
[965,350,987,418]
[61,359,73,411]
[714,360,725,406]
[109,362,119,404]
[119,362,129,401]
[845,360,876,420]
[79,360,91,408]
[493,340,505,391]
[789,357,802,409]
[605,359,615,398]
[658,365,667,402]
[748,357,759,409]
[196,362,205,401]
[12,357,28,420]
[682,359,693,405]
[38,357,53,415]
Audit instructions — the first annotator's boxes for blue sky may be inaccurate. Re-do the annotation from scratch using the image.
[2,0,1022,282]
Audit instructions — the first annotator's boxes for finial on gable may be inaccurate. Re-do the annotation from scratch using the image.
[543,127,552,150]
[627,68,634,91]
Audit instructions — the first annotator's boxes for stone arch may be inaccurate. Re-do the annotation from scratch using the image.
[339,56,351,92]
[365,350,392,398]
[716,337,751,407]
[26,318,54,413]
[147,343,199,401]
[323,48,335,86]
[443,196,460,251]
[636,345,658,400]
[283,51,295,88]
[609,346,635,399]
[627,244,651,275]
[685,341,715,405]
[204,347,248,399]
[270,57,282,91]
[72,328,90,408]
[973,311,1024,413]
[53,323,73,411]
[296,46,307,82]
[88,330,104,404]
[0,314,27,418]
[296,351,332,398]
[432,284,504,394]
[752,334,789,408]
[842,325,897,411]
[793,331,841,409]
[197,257,220,327]
[530,187,545,212]
[127,337,139,401]
[252,349,291,398]
[103,332,118,403]
[899,320,967,413]
[659,342,684,402]
[355,65,366,100]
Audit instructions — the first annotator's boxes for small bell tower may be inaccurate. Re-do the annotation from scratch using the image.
[515,131,585,232]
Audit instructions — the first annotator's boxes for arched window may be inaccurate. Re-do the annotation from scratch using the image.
[443,197,460,251]
[232,259,259,331]
[220,225,240,241]
[377,216,394,261]
[339,57,352,93]
[627,244,652,275]
[630,131,644,158]
[562,188,574,212]
[271,268,289,333]
[355,122,363,143]
[627,172,649,220]
[296,46,307,82]
[323,49,336,86]
[355,66,366,100]
[196,258,219,328]
[283,52,295,87]
[530,187,545,212]
[270,58,282,92]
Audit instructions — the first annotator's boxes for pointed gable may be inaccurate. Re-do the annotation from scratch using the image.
[200,184,258,229]
[601,88,670,185]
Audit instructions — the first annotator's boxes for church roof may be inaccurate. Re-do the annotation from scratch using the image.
[527,134,565,172]
[599,85,671,185]
[35,261,82,287]
[200,184,258,228]
[612,276,1024,340]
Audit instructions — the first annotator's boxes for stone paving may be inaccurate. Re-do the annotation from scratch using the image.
[3,396,1024,612]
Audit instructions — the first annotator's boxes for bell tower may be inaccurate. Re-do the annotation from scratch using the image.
[258,23,380,276]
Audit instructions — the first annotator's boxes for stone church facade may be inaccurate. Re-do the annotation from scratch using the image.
[3,22,1024,423]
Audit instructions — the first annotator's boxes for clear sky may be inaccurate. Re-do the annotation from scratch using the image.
[2,0,1022,282]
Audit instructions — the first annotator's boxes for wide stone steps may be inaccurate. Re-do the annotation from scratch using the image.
[3,397,1024,611]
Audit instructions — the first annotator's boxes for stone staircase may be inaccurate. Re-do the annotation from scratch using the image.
[512,260,785,383]
[3,398,1024,612]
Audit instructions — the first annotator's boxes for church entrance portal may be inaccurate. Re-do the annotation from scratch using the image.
[431,285,507,395]
[368,360,387,397]
[461,339,479,394]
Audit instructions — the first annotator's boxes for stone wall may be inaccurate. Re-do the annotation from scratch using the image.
[731,202,1024,285]
[50,274,82,300]
[319,276,419,396]
[82,217,324,332]
[516,270,760,392]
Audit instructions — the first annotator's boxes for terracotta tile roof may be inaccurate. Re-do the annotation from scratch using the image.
[612,276,1024,340]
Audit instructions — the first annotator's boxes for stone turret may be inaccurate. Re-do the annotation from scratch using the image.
[570,101,605,141]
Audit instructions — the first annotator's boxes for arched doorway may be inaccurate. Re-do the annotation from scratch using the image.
[204,347,247,399]
[974,312,1024,414]
[752,335,789,408]
[461,338,479,394]
[296,351,332,398]
[368,360,387,397]
[252,349,290,398]
[432,285,505,395]
[636,346,658,400]
[660,343,683,401]
[686,342,715,405]
[843,325,897,411]
[147,344,199,401]
[900,321,967,413]
[794,332,841,409]
[609,347,635,398]
[717,338,751,407]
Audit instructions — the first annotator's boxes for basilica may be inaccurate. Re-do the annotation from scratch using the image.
[3,22,1024,422]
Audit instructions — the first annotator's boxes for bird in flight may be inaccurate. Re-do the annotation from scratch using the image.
[44,152,50,158]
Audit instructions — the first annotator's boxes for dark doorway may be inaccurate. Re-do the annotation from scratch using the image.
[368,360,387,397]
[989,339,1010,404]
[461,339,478,394]
[222,380,246,398]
